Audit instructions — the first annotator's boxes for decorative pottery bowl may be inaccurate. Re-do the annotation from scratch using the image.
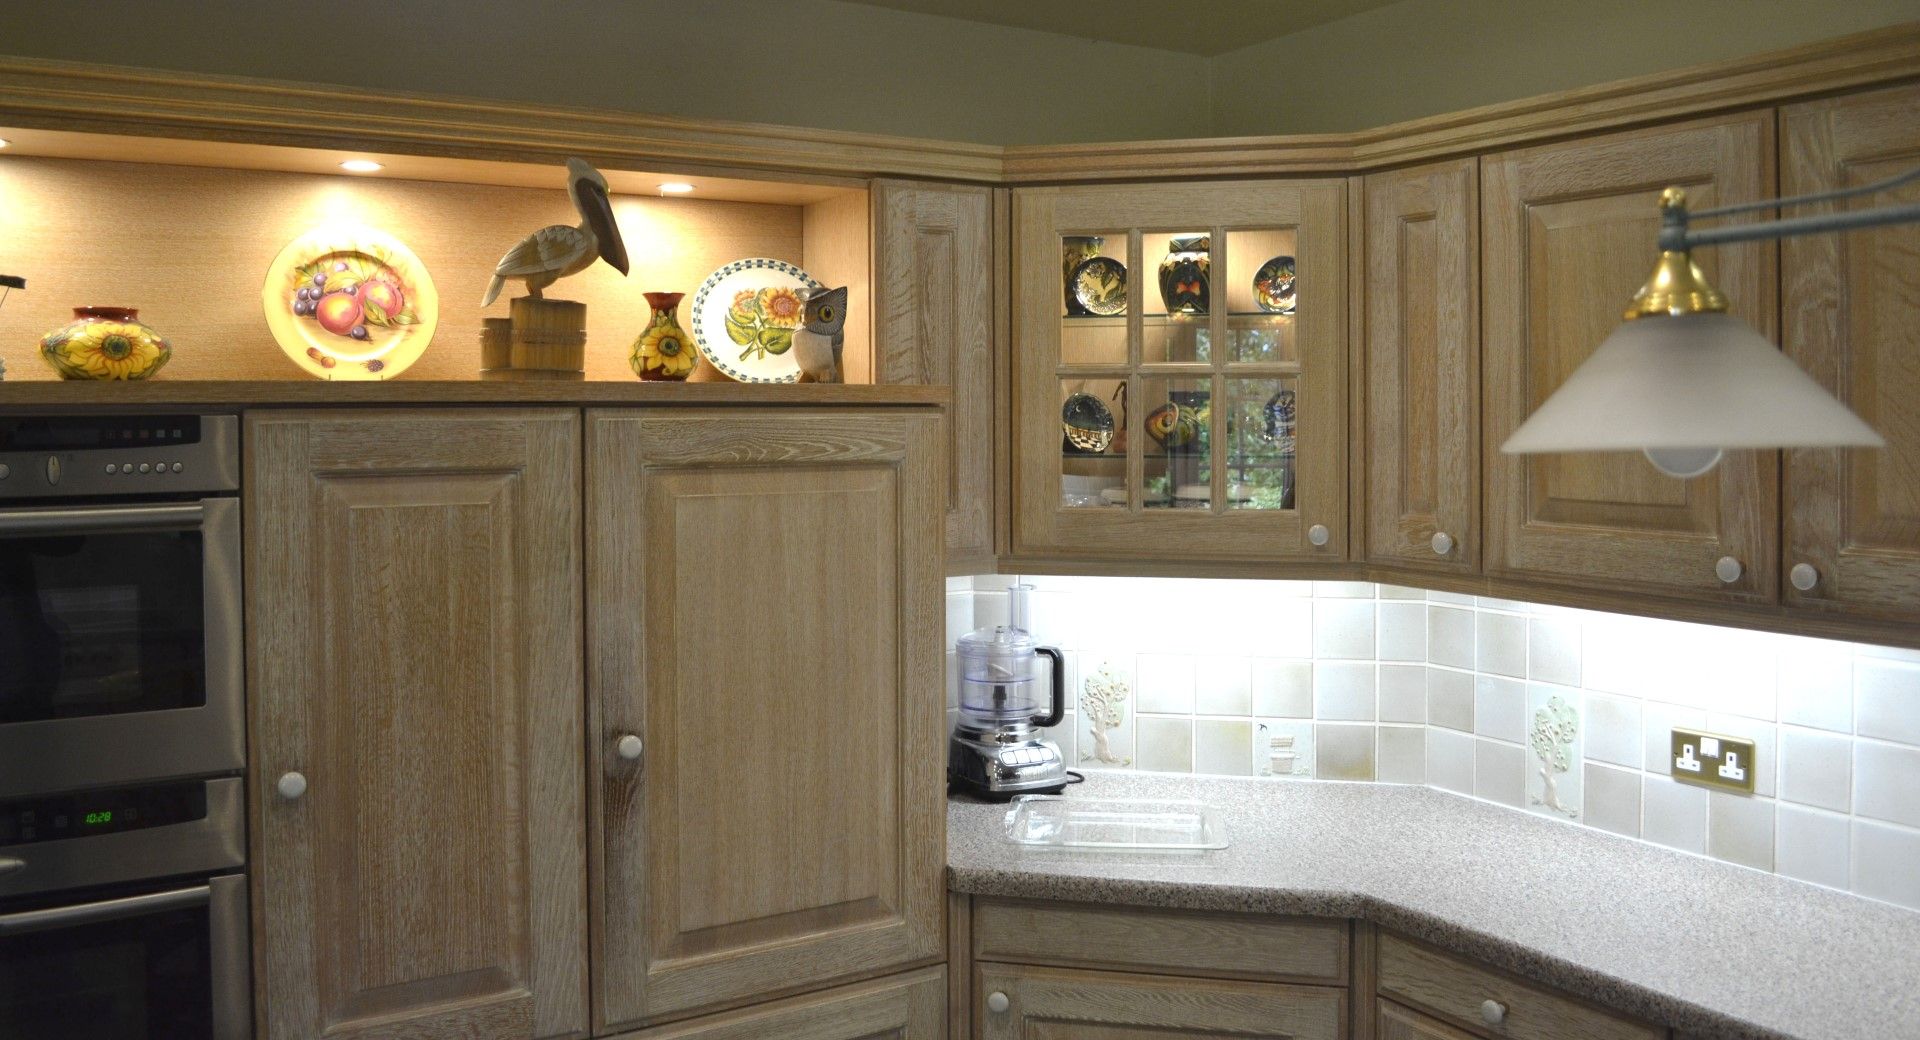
[41,307,172,380]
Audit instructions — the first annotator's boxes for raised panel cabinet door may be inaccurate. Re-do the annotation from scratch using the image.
[1783,83,1920,619]
[1377,1000,1480,1040]
[874,179,997,570]
[605,969,944,1040]
[246,409,586,1040]
[1482,112,1779,602]
[1361,159,1480,573]
[975,963,1345,1040]
[589,408,946,1031]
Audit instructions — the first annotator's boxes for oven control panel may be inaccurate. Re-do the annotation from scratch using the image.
[0,780,209,846]
[0,414,239,499]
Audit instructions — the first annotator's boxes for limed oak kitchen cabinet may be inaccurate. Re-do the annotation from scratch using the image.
[587,408,947,1033]
[247,409,588,1040]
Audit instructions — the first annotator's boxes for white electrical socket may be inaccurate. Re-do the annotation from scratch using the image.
[1671,727,1757,794]
[1718,751,1746,782]
[1676,743,1703,772]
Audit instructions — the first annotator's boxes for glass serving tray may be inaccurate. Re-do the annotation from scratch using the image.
[1003,796,1230,851]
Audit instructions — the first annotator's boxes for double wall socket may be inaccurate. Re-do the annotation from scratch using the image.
[1670,727,1757,794]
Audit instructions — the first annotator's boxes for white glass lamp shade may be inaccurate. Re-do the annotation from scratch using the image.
[1501,312,1884,475]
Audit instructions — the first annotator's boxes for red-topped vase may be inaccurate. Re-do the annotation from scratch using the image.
[41,307,173,380]
[629,292,696,381]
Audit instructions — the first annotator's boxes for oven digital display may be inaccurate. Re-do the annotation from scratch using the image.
[0,416,202,452]
[0,781,206,846]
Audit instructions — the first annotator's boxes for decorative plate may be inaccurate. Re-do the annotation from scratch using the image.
[1253,255,1297,314]
[1061,391,1115,454]
[690,258,824,383]
[262,227,437,380]
[1069,256,1127,317]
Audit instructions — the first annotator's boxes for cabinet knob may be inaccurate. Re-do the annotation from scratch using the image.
[1480,999,1507,1027]
[616,734,644,762]
[1714,556,1744,584]
[1431,531,1455,556]
[986,991,1010,1014]
[0,856,24,876]
[1790,562,1820,592]
[1307,524,1330,547]
[276,772,308,801]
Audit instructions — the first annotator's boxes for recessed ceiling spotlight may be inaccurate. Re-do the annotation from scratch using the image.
[339,159,384,173]
[658,181,695,195]
[0,139,11,149]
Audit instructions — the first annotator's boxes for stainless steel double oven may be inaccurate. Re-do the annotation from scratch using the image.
[0,413,249,1039]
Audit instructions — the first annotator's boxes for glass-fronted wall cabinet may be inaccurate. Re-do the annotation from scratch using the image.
[1012,181,1348,561]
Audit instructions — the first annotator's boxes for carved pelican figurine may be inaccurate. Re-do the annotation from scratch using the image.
[481,157,630,306]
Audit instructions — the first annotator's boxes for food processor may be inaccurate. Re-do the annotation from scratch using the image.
[948,584,1068,799]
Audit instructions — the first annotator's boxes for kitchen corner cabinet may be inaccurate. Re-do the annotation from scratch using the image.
[874,180,999,571]
[606,969,946,1040]
[1782,82,1920,619]
[1359,158,1480,574]
[1482,112,1779,603]
[246,410,587,1040]
[1013,180,1349,562]
[587,408,946,1032]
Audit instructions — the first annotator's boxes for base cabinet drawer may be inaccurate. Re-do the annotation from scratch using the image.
[1377,935,1663,1040]
[1379,999,1483,1040]
[608,969,945,1040]
[976,963,1345,1040]
[973,899,1347,984]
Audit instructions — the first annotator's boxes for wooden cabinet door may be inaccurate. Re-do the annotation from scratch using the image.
[1378,1000,1480,1040]
[589,408,946,1031]
[874,179,998,571]
[1361,159,1480,574]
[247,409,586,1040]
[1782,83,1920,619]
[1482,113,1779,603]
[976,963,1344,1040]
[607,969,944,1040]
[1013,180,1348,563]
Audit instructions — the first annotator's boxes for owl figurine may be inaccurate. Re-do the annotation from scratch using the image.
[792,286,849,383]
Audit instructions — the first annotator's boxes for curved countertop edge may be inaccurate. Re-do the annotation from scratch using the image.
[947,773,1920,1040]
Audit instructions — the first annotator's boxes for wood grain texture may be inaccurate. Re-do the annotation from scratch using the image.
[246,409,586,1040]
[992,187,1014,561]
[602,968,945,1040]
[1481,112,1779,604]
[805,189,876,384]
[1376,934,1662,1040]
[1360,159,1479,575]
[947,893,972,1040]
[1377,999,1481,1040]
[975,963,1345,1040]
[873,180,996,568]
[0,381,947,409]
[587,407,945,1032]
[1781,81,1920,620]
[1352,923,1380,1040]
[971,900,1347,985]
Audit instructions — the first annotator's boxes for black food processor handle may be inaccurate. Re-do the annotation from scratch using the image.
[1032,647,1066,728]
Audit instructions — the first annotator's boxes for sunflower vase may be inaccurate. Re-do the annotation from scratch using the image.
[41,307,172,380]
[631,292,697,381]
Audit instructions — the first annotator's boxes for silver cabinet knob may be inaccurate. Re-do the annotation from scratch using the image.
[1714,556,1744,584]
[986,991,1010,1014]
[1790,562,1820,592]
[1431,531,1455,556]
[0,856,24,876]
[1480,999,1507,1026]
[276,772,308,801]
[616,734,644,762]
[1307,524,1330,547]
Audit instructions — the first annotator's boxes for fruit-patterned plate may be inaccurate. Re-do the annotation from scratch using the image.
[689,258,823,383]
[262,227,438,380]
[1252,255,1297,315]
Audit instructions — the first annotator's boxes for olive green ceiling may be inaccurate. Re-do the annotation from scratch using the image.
[831,0,1403,56]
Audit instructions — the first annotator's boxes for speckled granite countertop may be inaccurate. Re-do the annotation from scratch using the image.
[948,772,1920,1040]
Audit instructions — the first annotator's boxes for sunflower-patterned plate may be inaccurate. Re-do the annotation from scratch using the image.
[262,227,438,380]
[689,258,823,383]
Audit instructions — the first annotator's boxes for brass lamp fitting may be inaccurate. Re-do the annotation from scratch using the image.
[1624,187,1729,320]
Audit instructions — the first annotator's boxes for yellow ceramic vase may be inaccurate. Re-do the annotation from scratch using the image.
[41,307,172,380]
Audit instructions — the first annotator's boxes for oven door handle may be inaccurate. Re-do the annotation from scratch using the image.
[0,502,206,534]
[0,882,209,936]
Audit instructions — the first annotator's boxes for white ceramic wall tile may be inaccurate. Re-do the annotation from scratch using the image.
[1584,691,1643,769]
[1377,725,1425,784]
[1377,603,1428,662]
[1473,675,1527,743]
[1856,643,1920,664]
[946,576,973,594]
[1854,659,1920,747]
[1135,654,1196,714]
[1475,611,1527,679]
[1853,741,1920,829]
[972,589,1010,632]
[1474,739,1526,807]
[1257,719,1315,778]
[1195,719,1254,776]
[1426,727,1475,795]
[1135,716,1193,773]
[1852,820,1920,911]
[1707,792,1775,871]
[1314,599,1376,660]
[1642,702,1708,775]
[945,652,960,712]
[1252,659,1313,718]
[1693,627,1780,721]
[1777,726,1852,813]
[970,573,1018,592]
[1378,664,1427,724]
[1195,656,1252,716]
[1428,667,1475,732]
[1427,589,1475,606]
[1316,723,1376,781]
[1261,600,1316,659]
[1314,662,1377,722]
[1476,596,1532,613]
[1526,685,1582,819]
[1314,581,1376,598]
[945,591,973,646]
[1705,713,1776,798]
[1378,584,1427,600]
[1526,616,1582,687]
[1776,638,1853,733]
[1776,805,1849,891]
[1584,763,1642,838]
[1642,775,1709,854]
[1428,606,1475,669]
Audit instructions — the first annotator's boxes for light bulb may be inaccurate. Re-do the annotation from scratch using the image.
[339,159,384,173]
[657,182,695,194]
[1644,447,1724,479]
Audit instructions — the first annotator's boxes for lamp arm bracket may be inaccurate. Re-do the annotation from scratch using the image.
[1667,199,1920,251]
